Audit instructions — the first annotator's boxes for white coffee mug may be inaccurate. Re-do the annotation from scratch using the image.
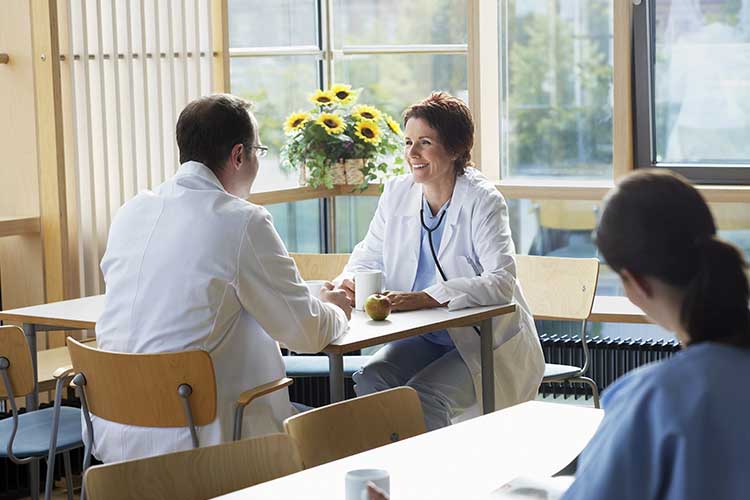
[354,270,383,311]
[345,469,390,500]
[305,279,327,299]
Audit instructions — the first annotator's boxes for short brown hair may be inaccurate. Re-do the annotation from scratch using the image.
[402,92,474,175]
[176,94,255,173]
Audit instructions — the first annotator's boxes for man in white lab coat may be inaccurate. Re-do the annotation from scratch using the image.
[92,94,351,463]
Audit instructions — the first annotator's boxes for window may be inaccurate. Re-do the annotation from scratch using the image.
[498,0,614,180]
[229,0,468,251]
[634,0,750,183]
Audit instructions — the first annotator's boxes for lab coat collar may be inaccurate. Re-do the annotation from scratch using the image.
[395,173,468,223]
[177,161,227,192]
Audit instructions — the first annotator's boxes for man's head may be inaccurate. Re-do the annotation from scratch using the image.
[176,94,261,197]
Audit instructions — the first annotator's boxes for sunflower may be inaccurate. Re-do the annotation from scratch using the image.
[315,113,346,135]
[354,120,382,145]
[385,115,402,135]
[309,89,336,106]
[352,104,382,122]
[283,111,311,134]
[330,84,355,104]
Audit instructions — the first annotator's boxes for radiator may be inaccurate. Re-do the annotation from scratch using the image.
[539,334,681,401]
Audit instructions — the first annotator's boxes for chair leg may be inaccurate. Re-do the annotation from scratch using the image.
[571,376,600,408]
[30,458,40,500]
[63,451,74,500]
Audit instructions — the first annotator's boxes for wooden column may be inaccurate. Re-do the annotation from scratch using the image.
[211,0,230,93]
[613,0,634,180]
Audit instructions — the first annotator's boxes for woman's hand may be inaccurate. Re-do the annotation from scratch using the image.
[367,482,390,500]
[385,291,442,312]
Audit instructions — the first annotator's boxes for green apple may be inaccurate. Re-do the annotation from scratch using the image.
[364,293,391,321]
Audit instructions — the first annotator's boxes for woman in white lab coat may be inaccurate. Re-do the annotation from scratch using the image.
[336,93,544,429]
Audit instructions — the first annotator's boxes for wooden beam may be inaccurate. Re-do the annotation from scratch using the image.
[467,0,500,180]
[613,0,634,180]
[0,216,41,238]
[30,0,70,308]
[211,0,229,93]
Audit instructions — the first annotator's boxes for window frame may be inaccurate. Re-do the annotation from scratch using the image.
[632,0,750,185]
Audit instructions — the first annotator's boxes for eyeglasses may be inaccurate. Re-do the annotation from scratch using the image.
[250,145,269,158]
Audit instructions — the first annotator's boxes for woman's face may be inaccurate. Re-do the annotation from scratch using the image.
[404,117,457,188]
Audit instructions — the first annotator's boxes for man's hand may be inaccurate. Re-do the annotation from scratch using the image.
[320,281,352,319]
[385,291,442,312]
[367,482,390,500]
[337,278,356,306]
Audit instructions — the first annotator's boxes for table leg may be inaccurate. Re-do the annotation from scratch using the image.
[479,318,495,414]
[327,352,345,403]
[22,323,40,499]
[23,323,39,410]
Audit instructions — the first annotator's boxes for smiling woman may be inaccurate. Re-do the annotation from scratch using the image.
[332,92,545,431]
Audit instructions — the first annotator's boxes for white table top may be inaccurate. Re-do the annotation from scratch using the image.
[324,304,517,354]
[0,294,650,334]
[216,401,603,500]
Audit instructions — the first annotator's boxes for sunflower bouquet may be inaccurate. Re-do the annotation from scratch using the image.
[281,84,405,190]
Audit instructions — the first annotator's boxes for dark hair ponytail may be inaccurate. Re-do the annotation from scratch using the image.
[595,170,750,348]
[682,237,750,347]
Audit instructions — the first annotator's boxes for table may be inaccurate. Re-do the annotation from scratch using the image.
[590,295,650,324]
[3,295,651,414]
[216,401,604,500]
[0,296,516,414]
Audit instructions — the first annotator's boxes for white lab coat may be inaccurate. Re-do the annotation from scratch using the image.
[336,168,544,417]
[92,161,348,463]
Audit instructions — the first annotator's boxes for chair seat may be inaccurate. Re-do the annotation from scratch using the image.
[0,406,83,458]
[283,355,370,378]
[543,363,583,381]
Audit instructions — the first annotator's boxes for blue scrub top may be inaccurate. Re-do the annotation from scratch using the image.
[412,196,454,347]
[562,341,750,500]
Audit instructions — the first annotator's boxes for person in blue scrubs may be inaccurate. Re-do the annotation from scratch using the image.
[563,170,750,500]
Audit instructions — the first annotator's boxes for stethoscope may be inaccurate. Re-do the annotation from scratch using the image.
[420,199,483,336]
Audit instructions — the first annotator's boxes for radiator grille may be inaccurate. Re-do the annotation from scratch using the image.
[539,334,681,401]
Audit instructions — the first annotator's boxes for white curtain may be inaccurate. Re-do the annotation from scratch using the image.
[59,0,214,296]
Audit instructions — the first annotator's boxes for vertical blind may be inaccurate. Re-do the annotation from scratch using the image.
[59,0,214,296]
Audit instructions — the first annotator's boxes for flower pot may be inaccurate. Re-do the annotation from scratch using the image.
[298,158,365,187]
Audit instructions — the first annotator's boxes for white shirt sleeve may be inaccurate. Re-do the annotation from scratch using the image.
[423,190,517,310]
[234,207,348,353]
[334,182,390,284]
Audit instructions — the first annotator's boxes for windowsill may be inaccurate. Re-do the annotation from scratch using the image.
[247,180,750,205]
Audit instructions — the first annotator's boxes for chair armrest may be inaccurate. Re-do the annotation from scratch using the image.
[53,366,74,379]
[236,377,293,408]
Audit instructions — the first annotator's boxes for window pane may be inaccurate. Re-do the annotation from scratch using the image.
[335,196,379,252]
[228,0,318,48]
[500,0,613,180]
[508,197,672,341]
[231,56,320,191]
[266,200,323,253]
[710,202,750,263]
[654,0,750,163]
[337,53,468,119]
[332,0,466,47]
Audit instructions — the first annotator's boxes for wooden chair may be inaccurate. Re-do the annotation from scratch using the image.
[531,200,599,257]
[0,325,82,500]
[83,433,303,500]
[65,338,292,498]
[514,255,601,407]
[289,252,351,281]
[283,386,425,468]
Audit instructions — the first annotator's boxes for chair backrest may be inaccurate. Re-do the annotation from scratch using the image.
[0,325,33,398]
[83,433,303,500]
[534,200,599,230]
[283,386,425,468]
[67,338,217,426]
[514,255,599,321]
[290,253,351,281]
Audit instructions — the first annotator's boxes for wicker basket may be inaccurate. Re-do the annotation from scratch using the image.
[298,158,365,187]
